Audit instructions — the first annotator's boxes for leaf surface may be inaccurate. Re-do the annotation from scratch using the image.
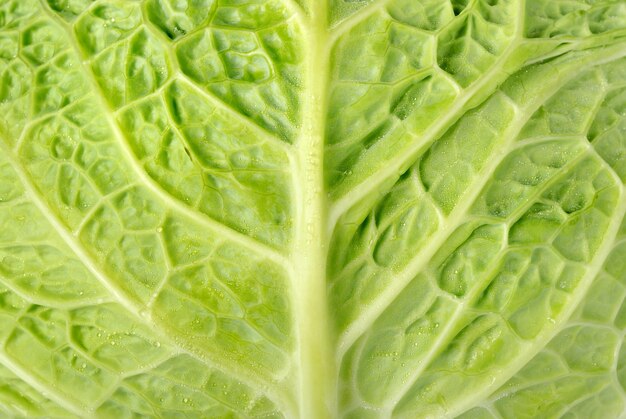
[0,0,625,417]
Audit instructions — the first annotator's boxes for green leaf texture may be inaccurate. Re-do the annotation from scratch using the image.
[0,0,625,417]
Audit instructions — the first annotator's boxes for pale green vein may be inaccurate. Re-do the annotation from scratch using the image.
[13,114,55,152]
[482,405,504,419]
[73,185,138,236]
[0,352,85,417]
[611,331,626,407]
[556,386,614,417]
[147,236,174,309]
[139,5,182,74]
[0,274,112,310]
[281,0,308,25]
[563,322,622,334]
[173,73,293,153]
[0,276,113,310]
[329,0,393,39]
[291,3,334,418]
[89,377,124,412]
[328,0,480,44]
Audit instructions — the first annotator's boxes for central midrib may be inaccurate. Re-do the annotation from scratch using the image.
[291,2,335,418]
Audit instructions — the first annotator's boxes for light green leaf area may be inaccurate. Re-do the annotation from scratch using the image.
[0,0,625,417]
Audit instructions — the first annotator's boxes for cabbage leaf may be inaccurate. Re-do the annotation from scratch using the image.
[0,0,626,417]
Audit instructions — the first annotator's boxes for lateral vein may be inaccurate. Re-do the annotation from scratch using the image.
[0,352,87,416]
